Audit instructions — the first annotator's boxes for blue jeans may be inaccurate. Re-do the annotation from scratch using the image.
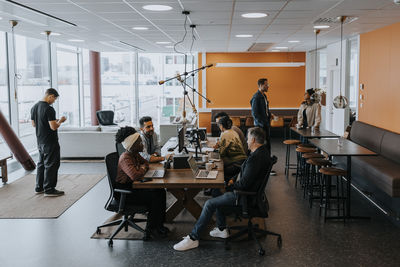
[190,192,236,240]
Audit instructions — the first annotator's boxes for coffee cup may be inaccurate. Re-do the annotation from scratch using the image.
[205,162,213,171]
[208,160,215,168]
[202,155,209,162]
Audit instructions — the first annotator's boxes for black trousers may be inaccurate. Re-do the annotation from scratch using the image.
[36,142,60,192]
[123,189,166,230]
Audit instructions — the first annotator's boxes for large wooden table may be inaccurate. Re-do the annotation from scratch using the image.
[310,138,377,220]
[132,137,224,222]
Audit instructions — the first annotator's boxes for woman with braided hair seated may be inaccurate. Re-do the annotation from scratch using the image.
[115,126,169,239]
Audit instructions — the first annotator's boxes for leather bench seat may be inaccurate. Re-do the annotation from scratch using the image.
[351,156,400,197]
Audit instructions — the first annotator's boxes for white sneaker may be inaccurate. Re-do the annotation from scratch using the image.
[209,227,229,239]
[173,235,199,251]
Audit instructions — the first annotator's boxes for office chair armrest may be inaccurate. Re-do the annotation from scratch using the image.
[115,189,133,194]
[234,190,257,196]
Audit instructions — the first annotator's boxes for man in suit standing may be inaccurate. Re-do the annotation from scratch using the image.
[250,78,276,175]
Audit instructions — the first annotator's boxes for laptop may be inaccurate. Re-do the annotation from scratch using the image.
[187,156,218,179]
[144,168,165,178]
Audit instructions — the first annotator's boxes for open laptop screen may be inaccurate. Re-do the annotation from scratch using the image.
[187,156,199,176]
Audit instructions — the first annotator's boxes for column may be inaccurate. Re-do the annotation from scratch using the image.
[89,51,102,125]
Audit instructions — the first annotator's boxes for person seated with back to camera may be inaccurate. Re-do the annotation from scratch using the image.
[214,112,248,154]
[173,127,272,251]
[139,116,167,163]
[115,126,169,239]
[214,116,247,182]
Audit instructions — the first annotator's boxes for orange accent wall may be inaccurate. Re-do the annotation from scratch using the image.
[199,112,211,133]
[359,22,400,134]
[197,52,305,131]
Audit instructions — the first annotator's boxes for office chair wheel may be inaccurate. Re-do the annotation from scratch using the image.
[108,240,113,247]
[258,248,265,256]
[277,236,282,248]
[96,228,101,234]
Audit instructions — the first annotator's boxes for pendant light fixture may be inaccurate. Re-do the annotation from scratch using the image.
[333,16,349,109]
[313,29,326,106]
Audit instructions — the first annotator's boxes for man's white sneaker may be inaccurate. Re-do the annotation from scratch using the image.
[209,227,229,239]
[173,235,199,251]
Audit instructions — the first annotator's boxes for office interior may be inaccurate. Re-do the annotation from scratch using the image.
[0,0,400,266]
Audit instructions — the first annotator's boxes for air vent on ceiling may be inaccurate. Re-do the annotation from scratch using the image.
[313,16,358,25]
[247,43,274,52]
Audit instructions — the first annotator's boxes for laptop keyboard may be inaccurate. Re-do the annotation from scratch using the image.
[153,170,163,177]
[198,170,209,177]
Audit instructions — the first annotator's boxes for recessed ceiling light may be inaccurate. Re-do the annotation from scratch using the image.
[275,46,288,49]
[313,25,330,29]
[235,34,253,38]
[143,5,172,11]
[288,40,300,43]
[0,17,2,20]
[68,39,84,42]
[132,27,148,30]
[41,32,61,36]
[165,45,174,48]
[241,13,268,18]
[271,50,280,52]
[156,41,171,44]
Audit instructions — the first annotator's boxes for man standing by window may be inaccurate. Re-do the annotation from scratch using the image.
[31,88,66,196]
[250,78,276,175]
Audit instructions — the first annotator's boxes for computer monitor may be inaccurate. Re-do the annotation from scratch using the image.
[178,127,185,153]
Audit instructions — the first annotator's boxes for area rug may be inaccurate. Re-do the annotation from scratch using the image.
[91,198,266,241]
[0,174,105,219]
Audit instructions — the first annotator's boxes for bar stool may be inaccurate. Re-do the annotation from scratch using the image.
[295,147,317,188]
[306,158,332,208]
[283,139,301,178]
[319,167,347,222]
[302,153,325,198]
[297,143,315,148]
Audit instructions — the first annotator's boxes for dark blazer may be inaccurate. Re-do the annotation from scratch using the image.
[250,90,271,129]
[233,145,271,193]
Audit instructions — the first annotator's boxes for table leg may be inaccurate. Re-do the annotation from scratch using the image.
[166,188,202,223]
[1,160,7,184]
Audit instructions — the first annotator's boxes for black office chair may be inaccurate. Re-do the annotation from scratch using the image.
[96,152,148,247]
[115,142,126,157]
[221,156,282,256]
[96,110,117,126]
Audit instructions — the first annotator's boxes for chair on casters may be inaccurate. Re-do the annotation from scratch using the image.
[96,152,148,247]
[220,156,282,256]
[116,142,126,157]
[96,110,117,126]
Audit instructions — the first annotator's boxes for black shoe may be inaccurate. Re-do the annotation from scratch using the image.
[145,228,168,239]
[44,189,65,197]
[203,189,212,196]
[35,188,44,194]
[157,226,170,235]
[270,170,277,176]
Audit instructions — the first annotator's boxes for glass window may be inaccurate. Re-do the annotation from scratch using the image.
[0,32,9,123]
[82,49,91,126]
[349,38,359,111]
[319,49,327,90]
[57,47,80,126]
[15,35,50,152]
[101,52,136,126]
[138,53,196,130]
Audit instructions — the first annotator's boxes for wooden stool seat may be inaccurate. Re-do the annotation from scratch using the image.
[319,167,346,176]
[283,139,301,145]
[307,158,332,166]
[297,143,315,148]
[296,147,317,153]
[302,153,324,159]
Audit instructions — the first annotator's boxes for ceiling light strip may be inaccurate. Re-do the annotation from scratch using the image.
[5,0,77,27]
[67,0,157,48]
[122,0,177,44]
[216,62,305,67]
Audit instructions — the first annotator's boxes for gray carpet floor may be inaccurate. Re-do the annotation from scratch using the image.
[1,138,400,267]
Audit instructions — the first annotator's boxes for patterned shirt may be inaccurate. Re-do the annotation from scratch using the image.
[219,129,247,165]
[116,151,149,184]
